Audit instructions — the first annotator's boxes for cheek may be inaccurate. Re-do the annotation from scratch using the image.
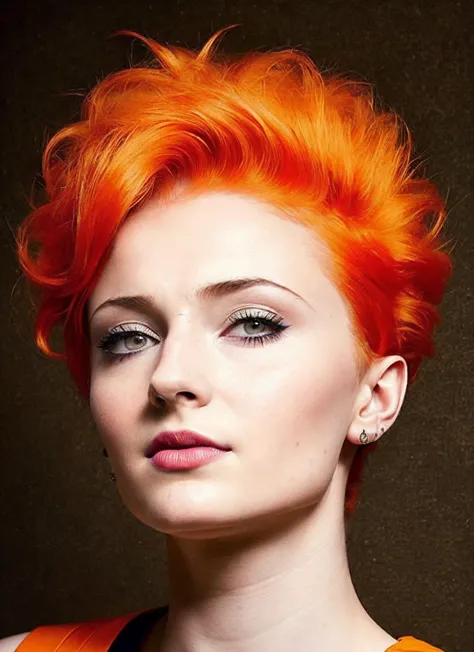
[231,349,356,511]
[89,375,141,447]
[241,334,357,460]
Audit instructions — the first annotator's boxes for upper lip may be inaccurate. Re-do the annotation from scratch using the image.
[145,430,231,458]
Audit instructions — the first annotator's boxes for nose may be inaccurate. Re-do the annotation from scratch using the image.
[148,385,198,408]
[148,321,210,409]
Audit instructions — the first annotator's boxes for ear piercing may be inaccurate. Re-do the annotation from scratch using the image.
[103,448,116,482]
[359,427,385,445]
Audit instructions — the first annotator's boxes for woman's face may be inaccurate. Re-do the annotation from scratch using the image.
[88,190,362,538]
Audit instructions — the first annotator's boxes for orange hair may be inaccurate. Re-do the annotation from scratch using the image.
[16,25,453,516]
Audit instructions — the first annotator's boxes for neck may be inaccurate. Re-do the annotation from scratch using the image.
[150,462,397,652]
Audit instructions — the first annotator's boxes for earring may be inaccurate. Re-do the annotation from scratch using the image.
[360,426,385,445]
[360,429,369,444]
[102,448,116,482]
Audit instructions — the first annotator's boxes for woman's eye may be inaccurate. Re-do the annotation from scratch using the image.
[97,310,290,363]
[116,333,150,352]
[97,325,158,362]
[225,311,288,345]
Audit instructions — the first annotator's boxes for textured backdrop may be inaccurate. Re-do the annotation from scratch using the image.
[0,1,472,651]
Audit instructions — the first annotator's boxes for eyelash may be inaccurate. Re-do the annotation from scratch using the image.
[97,309,290,363]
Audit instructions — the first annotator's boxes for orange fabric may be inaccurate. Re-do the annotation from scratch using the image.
[15,611,444,651]
[15,610,144,651]
[387,637,444,651]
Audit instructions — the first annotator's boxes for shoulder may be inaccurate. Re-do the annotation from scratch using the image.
[0,632,31,651]
[388,636,444,652]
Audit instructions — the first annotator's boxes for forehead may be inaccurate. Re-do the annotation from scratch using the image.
[89,191,337,309]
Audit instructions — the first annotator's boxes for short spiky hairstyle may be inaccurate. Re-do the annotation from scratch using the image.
[16,25,453,515]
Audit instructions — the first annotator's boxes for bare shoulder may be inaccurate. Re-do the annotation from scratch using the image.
[0,631,31,651]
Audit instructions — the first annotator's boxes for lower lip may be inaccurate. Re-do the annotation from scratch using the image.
[149,447,229,470]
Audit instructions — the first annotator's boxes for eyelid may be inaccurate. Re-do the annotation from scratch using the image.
[96,307,291,363]
[98,302,285,330]
[96,322,159,346]
[107,322,157,337]
[96,308,288,345]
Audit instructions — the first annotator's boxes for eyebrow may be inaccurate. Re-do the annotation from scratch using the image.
[89,277,310,322]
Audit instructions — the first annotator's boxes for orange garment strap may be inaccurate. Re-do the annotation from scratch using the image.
[15,609,147,652]
[388,636,444,651]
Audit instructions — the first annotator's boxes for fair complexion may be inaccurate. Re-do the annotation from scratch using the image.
[87,190,407,652]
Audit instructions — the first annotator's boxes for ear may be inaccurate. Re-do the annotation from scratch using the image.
[346,355,408,446]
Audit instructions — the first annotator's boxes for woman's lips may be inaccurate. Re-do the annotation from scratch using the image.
[149,446,230,470]
[145,429,231,458]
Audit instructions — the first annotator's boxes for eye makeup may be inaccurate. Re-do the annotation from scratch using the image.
[97,308,290,363]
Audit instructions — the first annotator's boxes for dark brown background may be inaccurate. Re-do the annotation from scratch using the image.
[1,1,472,650]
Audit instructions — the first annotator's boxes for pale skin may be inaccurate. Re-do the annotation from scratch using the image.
[6,188,408,652]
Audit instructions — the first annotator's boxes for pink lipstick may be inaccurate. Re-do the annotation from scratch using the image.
[146,430,231,471]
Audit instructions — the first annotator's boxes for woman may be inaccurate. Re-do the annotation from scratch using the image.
[6,25,452,652]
